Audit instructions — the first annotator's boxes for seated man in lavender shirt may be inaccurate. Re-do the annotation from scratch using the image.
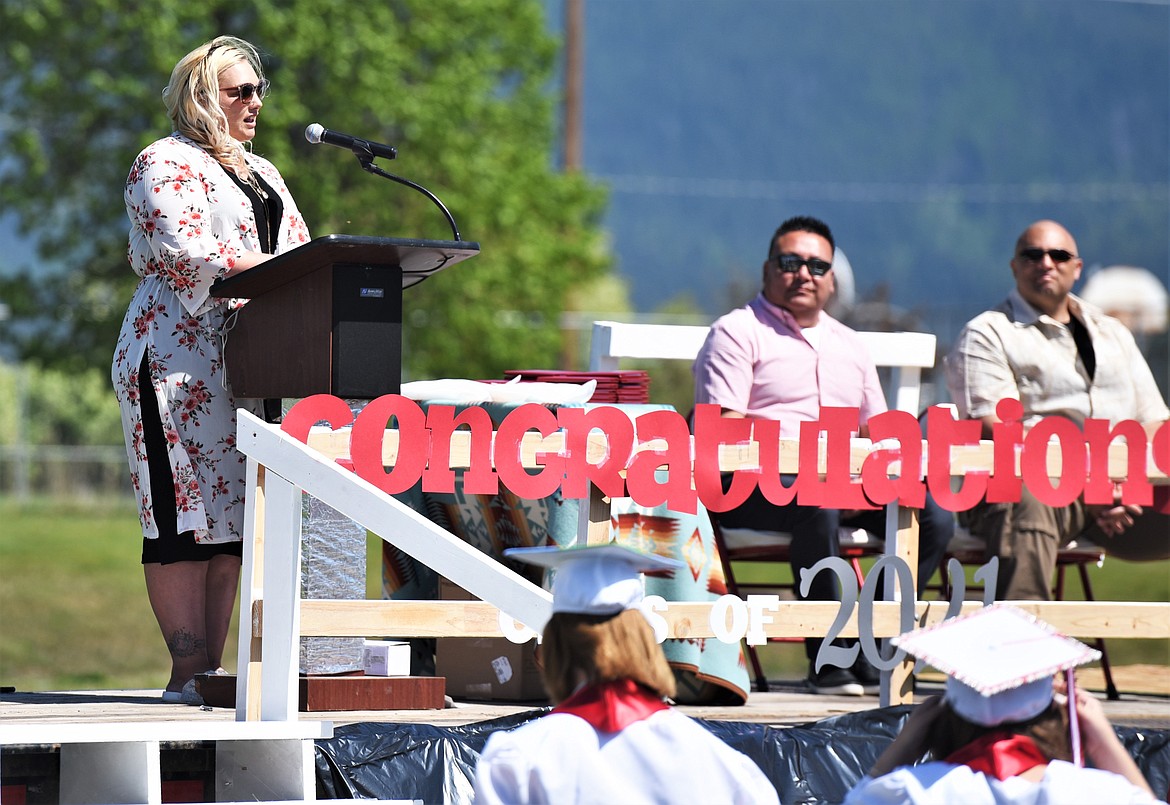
[693,215,951,695]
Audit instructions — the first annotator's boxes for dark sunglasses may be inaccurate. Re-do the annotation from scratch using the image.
[220,79,270,102]
[1018,247,1076,264]
[774,254,833,276]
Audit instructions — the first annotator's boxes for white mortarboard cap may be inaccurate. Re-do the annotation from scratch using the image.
[892,604,1100,727]
[504,544,682,616]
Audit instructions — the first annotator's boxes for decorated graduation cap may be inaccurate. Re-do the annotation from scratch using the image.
[504,544,681,616]
[892,604,1101,728]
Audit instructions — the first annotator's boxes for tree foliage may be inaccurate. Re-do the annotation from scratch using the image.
[0,0,610,379]
[0,363,123,446]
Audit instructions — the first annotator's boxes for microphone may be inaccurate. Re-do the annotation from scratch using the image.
[305,123,397,160]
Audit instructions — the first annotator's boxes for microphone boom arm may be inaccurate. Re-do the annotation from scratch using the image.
[352,150,462,242]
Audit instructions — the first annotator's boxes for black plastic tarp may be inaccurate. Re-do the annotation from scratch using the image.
[314,706,1170,804]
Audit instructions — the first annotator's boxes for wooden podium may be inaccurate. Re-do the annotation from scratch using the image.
[210,234,480,399]
[212,235,478,711]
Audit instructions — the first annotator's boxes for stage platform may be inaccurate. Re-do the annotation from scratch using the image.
[2,670,1167,803]
[3,667,1168,730]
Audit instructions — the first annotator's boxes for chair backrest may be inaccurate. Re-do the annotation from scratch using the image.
[588,320,936,414]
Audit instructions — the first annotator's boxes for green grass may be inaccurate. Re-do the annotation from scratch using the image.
[0,497,393,693]
[2,498,1166,691]
[0,498,181,691]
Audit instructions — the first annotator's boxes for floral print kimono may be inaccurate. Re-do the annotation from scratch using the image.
[112,133,310,544]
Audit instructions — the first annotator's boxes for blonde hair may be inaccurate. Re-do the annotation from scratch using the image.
[162,35,265,182]
[539,609,677,704]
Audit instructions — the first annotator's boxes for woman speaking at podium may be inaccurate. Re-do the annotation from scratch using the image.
[111,35,310,704]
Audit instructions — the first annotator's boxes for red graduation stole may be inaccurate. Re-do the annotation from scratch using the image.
[945,731,1049,781]
[552,679,669,733]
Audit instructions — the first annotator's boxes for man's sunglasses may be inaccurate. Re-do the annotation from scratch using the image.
[1018,247,1076,264]
[220,79,270,102]
[774,254,833,276]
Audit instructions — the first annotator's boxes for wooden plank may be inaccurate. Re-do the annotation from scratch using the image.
[0,720,332,746]
[587,323,936,373]
[588,320,713,369]
[237,460,265,722]
[883,506,918,705]
[580,483,612,546]
[299,676,445,712]
[259,472,302,722]
[291,599,1170,640]
[861,331,936,368]
[651,601,1170,640]
[59,740,157,805]
[293,600,512,638]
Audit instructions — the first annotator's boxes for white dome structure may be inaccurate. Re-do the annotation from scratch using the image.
[826,247,856,315]
[1080,265,1168,334]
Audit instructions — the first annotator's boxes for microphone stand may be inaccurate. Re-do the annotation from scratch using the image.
[347,144,462,242]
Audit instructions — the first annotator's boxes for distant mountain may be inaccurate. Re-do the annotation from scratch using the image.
[547,0,1170,346]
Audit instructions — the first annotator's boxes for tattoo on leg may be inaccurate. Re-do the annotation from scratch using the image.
[166,629,207,658]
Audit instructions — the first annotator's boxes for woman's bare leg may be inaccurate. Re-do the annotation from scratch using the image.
[204,554,242,671]
[144,560,212,691]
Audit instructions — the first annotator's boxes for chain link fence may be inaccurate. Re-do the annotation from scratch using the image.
[0,445,132,500]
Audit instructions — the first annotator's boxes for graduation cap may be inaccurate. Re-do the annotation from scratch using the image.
[892,604,1100,728]
[504,544,682,616]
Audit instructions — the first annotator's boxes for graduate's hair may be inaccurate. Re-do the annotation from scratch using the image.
[162,35,264,183]
[539,609,676,704]
[927,700,1072,763]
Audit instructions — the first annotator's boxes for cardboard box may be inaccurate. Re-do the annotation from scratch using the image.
[362,640,411,676]
[437,636,545,702]
[438,577,476,602]
[437,578,547,702]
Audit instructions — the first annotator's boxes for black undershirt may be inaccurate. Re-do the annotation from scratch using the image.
[1067,314,1097,381]
[223,166,283,254]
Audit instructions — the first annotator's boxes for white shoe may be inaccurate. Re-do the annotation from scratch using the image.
[180,678,204,706]
[162,669,222,703]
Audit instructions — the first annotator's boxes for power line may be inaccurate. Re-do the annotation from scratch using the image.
[598,174,1169,204]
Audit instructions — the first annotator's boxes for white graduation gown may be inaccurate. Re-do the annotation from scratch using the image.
[474,708,779,805]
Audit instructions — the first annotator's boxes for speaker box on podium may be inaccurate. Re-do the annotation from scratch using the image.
[210,234,480,399]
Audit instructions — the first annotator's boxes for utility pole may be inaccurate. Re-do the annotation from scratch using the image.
[564,0,583,172]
